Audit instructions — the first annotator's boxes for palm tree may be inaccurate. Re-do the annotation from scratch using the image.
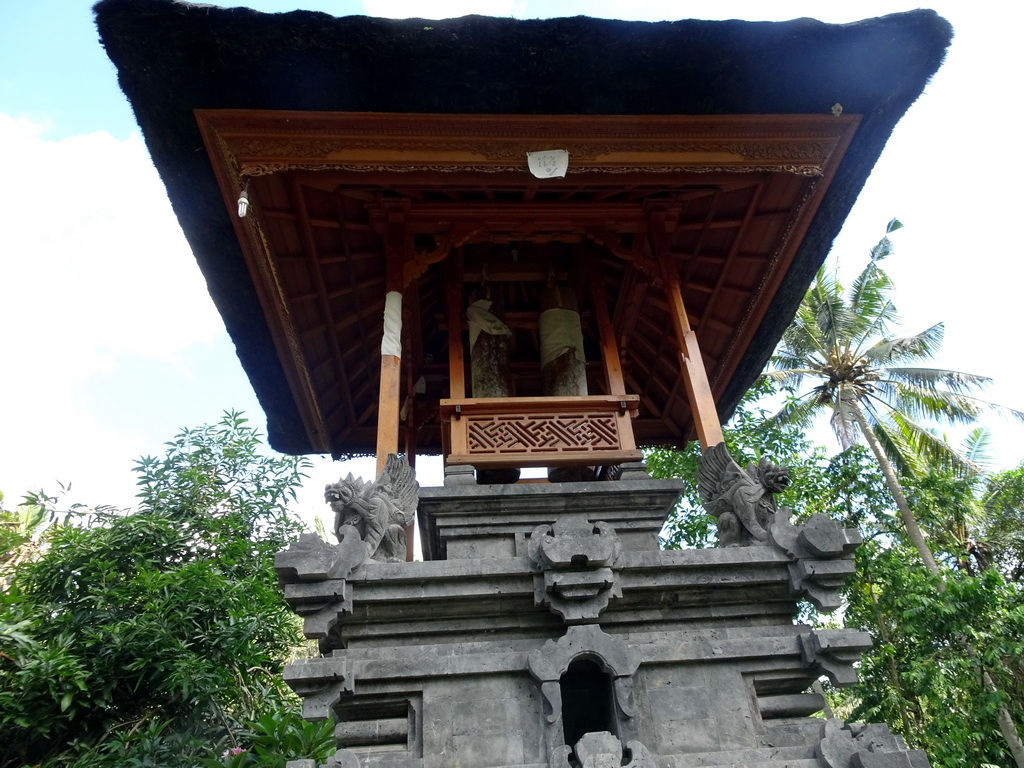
[767,220,1024,766]
[767,219,1022,577]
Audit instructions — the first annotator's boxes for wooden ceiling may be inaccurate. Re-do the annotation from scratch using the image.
[197,110,859,457]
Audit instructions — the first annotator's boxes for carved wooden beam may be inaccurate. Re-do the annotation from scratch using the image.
[403,224,482,287]
[586,228,660,283]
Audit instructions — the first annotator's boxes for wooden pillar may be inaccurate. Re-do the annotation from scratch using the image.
[589,268,626,396]
[375,205,409,474]
[445,251,467,401]
[646,206,724,449]
[375,201,412,558]
[659,252,724,448]
[440,250,466,470]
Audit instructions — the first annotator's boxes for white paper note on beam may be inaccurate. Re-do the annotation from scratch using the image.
[527,150,569,179]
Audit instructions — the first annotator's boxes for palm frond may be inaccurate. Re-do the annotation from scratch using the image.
[880,407,978,478]
[847,258,899,348]
[864,323,944,365]
[867,219,903,263]
[768,391,832,430]
[880,381,986,425]
[878,366,991,394]
[770,347,825,372]
[763,367,822,392]
[781,327,827,364]
[962,426,992,472]
[846,298,900,360]
[870,414,924,477]
[872,379,1024,428]
[806,268,848,355]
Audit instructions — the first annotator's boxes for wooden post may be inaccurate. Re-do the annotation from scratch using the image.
[375,201,412,558]
[445,251,466,400]
[645,204,725,450]
[589,268,626,396]
[376,205,409,474]
[659,252,725,448]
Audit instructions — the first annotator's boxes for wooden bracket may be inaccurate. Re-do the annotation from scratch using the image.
[587,228,660,283]
[403,224,482,287]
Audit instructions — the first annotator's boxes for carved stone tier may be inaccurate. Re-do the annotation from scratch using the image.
[277,485,926,768]
[417,468,681,559]
[440,395,642,471]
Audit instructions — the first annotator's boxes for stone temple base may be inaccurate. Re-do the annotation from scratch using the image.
[276,466,929,768]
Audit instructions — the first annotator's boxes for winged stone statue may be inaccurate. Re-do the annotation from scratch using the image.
[324,454,419,563]
[697,443,790,547]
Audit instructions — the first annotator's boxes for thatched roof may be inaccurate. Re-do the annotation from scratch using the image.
[94,0,951,456]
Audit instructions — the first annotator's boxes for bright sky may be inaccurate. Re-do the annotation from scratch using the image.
[2,0,1023,528]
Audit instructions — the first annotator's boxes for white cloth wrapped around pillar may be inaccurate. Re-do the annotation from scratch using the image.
[381,290,403,358]
[539,307,586,366]
[467,299,512,349]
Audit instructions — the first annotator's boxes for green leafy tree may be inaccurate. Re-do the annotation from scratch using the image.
[0,413,330,768]
[842,542,1024,768]
[0,491,48,591]
[982,461,1024,581]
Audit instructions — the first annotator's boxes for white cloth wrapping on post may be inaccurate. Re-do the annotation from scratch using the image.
[381,290,403,358]
[467,299,512,349]
[539,307,586,366]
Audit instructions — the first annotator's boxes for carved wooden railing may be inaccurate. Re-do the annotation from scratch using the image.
[440,395,641,469]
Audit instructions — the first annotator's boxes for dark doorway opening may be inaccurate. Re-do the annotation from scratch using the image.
[559,658,616,761]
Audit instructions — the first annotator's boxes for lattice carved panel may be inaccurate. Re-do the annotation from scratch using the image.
[442,395,642,468]
[466,412,621,455]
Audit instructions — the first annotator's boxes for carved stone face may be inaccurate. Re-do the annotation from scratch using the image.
[326,481,367,538]
[758,461,790,494]
[324,482,351,506]
[761,466,790,495]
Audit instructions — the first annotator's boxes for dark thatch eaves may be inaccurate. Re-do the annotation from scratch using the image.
[93,0,951,456]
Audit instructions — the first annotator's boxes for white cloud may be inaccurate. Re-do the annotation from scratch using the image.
[0,115,223,376]
[0,115,228,505]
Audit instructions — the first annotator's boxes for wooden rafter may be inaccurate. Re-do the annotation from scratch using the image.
[286,176,358,434]
[332,191,380,425]
[699,181,767,389]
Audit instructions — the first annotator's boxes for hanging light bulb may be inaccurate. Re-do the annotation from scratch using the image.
[237,183,250,218]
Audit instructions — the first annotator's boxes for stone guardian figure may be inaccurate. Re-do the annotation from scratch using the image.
[697,443,790,547]
[324,454,419,563]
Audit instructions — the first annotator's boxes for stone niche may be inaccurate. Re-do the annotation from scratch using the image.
[277,461,928,768]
